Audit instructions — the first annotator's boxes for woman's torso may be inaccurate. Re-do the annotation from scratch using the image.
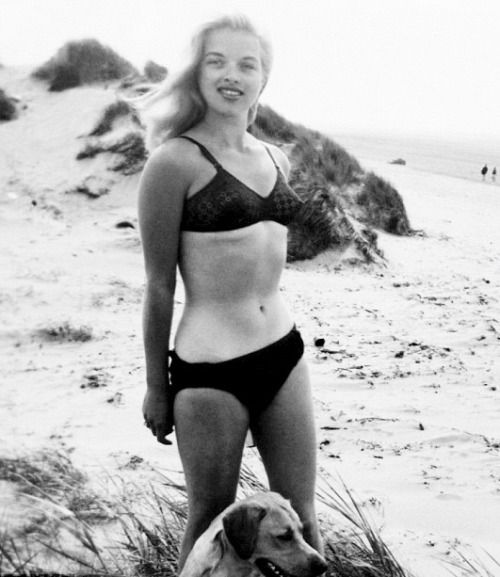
[172,134,302,362]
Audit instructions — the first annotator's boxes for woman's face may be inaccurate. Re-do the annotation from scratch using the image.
[198,28,264,120]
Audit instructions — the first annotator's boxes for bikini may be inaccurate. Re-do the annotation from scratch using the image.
[169,135,305,419]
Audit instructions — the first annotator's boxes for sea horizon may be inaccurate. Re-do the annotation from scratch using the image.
[330,129,500,185]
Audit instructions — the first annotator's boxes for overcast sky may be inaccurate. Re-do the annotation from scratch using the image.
[1,0,499,139]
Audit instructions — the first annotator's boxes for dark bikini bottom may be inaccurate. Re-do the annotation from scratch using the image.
[169,326,304,420]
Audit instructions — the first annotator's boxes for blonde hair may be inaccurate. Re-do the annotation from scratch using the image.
[137,14,272,150]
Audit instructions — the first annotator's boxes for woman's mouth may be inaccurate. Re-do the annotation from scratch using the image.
[218,87,244,99]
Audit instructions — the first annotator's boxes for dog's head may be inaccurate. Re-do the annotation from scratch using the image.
[222,492,327,577]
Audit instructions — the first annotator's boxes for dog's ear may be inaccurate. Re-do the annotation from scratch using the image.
[222,502,267,560]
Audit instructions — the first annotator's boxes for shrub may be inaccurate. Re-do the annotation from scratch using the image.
[34,320,93,342]
[77,131,148,175]
[0,88,17,120]
[144,60,168,82]
[88,99,142,136]
[32,39,138,90]
[358,172,411,234]
[252,104,297,142]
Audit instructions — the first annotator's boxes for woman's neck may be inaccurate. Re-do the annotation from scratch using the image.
[195,111,250,151]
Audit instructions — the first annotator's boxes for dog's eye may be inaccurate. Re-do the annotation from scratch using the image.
[276,529,293,541]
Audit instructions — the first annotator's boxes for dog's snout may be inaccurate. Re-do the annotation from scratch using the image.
[309,554,328,576]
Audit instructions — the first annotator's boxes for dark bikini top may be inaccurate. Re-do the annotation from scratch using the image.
[178,135,304,232]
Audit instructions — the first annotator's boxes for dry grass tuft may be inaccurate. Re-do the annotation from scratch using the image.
[143,61,168,83]
[0,450,110,524]
[0,87,17,121]
[77,131,147,175]
[2,450,493,577]
[34,321,93,343]
[358,173,412,235]
[88,100,142,137]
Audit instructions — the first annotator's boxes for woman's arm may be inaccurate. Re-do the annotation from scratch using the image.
[137,141,190,443]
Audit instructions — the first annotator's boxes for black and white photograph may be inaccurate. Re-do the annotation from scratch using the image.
[1,1,499,576]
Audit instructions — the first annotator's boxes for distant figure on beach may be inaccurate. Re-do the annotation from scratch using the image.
[481,164,488,181]
[492,167,497,182]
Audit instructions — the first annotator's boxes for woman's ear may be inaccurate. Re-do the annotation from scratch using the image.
[222,502,267,559]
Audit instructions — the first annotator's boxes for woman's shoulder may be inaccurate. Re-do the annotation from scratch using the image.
[253,137,291,178]
[146,137,199,171]
[142,137,204,187]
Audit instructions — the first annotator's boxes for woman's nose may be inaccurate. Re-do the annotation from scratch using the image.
[223,63,240,82]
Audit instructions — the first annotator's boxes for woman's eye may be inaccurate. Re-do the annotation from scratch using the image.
[206,58,223,67]
[277,531,293,541]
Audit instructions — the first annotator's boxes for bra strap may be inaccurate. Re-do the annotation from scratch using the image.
[178,135,221,168]
[264,146,280,169]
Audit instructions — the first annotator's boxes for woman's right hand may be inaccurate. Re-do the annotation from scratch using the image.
[142,388,174,445]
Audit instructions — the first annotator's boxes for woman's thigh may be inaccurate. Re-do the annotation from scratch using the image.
[251,358,318,509]
[174,388,250,507]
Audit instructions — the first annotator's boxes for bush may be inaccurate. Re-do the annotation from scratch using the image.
[77,131,148,175]
[32,38,138,90]
[144,60,168,82]
[252,104,297,142]
[34,320,93,342]
[358,172,411,234]
[89,99,142,136]
[0,88,17,120]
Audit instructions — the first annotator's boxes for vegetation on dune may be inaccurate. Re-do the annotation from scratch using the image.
[32,39,138,91]
[77,131,147,175]
[358,172,411,234]
[0,450,110,525]
[143,60,168,83]
[88,99,142,137]
[0,449,413,577]
[0,88,17,121]
[34,320,93,342]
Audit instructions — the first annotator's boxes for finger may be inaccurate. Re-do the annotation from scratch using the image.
[157,436,173,445]
[156,426,173,445]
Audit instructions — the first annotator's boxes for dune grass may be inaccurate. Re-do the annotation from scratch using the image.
[34,321,93,343]
[77,131,147,175]
[32,39,137,91]
[357,173,411,234]
[0,448,418,577]
[2,449,495,576]
[0,88,17,121]
[143,60,168,83]
[88,100,142,137]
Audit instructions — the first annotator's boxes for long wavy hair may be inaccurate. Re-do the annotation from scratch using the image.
[137,14,273,150]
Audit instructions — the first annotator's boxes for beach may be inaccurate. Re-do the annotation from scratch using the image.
[1,67,500,576]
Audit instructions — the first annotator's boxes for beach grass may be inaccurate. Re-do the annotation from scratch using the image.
[32,39,137,91]
[0,449,416,576]
[34,321,93,343]
[0,87,17,121]
[88,100,142,137]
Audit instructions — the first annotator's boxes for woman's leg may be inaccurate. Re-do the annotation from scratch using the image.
[173,388,250,570]
[251,358,323,552]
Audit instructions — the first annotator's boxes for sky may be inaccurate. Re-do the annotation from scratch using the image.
[1,0,500,139]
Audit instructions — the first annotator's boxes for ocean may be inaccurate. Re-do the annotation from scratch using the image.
[331,131,500,185]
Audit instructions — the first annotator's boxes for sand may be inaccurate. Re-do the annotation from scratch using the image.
[1,67,499,576]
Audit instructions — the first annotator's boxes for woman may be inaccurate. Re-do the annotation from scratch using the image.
[137,14,322,570]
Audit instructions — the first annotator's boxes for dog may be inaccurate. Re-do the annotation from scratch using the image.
[179,492,328,577]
